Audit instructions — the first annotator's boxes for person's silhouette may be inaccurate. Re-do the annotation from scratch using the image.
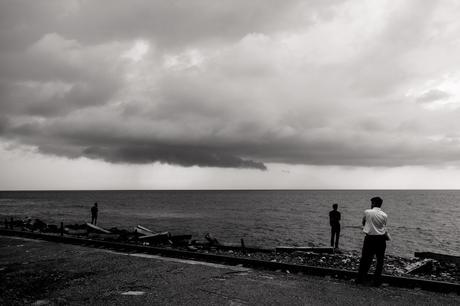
[91,202,98,225]
[329,203,341,248]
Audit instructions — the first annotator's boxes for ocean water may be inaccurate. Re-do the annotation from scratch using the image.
[0,190,459,257]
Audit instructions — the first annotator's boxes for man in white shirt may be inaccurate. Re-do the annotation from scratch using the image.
[356,196,388,286]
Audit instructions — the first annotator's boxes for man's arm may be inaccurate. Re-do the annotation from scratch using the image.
[362,215,366,227]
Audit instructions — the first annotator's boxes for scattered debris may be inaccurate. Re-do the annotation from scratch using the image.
[415,252,460,265]
[87,232,120,240]
[134,225,153,236]
[121,291,146,296]
[138,231,170,243]
[169,234,192,246]
[86,223,111,234]
[205,233,220,246]
[32,299,50,306]
[187,245,198,251]
[64,224,87,235]
[2,215,459,284]
[276,246,334,254]
[405,259,434,274]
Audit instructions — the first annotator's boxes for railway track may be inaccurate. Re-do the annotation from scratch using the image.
[1,228,459,295]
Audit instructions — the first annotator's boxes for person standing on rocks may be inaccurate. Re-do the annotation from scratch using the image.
[329,203,341,248]
[356,196,389,286]
[91,202,98,225]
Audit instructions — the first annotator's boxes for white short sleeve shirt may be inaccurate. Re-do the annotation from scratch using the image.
[363,207,387,235]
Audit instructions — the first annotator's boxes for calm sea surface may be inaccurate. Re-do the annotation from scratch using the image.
[1,190,459,257]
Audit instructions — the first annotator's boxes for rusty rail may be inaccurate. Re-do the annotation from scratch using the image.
[1,229,459,294]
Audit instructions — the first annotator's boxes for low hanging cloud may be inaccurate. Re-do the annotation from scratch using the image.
[2,1,460,170]
[83,145,267,170]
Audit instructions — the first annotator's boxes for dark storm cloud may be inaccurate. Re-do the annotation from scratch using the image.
[2,1,460,170]
[83,145,266,170]
[0,0,330,49]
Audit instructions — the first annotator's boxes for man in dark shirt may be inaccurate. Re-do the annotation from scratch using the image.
[329,203,341,248]
[91,202,98,225]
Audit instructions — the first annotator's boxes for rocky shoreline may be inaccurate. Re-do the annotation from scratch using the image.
[191,247,459,283]
[3,216,459,285]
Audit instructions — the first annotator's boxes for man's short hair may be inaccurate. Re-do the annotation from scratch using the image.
[371,197,383,207]
[332,203,338,209]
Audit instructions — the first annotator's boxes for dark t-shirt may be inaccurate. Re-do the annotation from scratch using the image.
[329,210,341,227]
[91,206,98,216]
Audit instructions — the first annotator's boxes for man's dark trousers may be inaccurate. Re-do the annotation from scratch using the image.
[330,224,340,248]
[357,234,386,285]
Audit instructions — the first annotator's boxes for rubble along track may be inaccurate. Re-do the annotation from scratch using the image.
[1,229,459,295]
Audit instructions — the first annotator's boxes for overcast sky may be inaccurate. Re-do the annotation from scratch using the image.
[2,0,460,190]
